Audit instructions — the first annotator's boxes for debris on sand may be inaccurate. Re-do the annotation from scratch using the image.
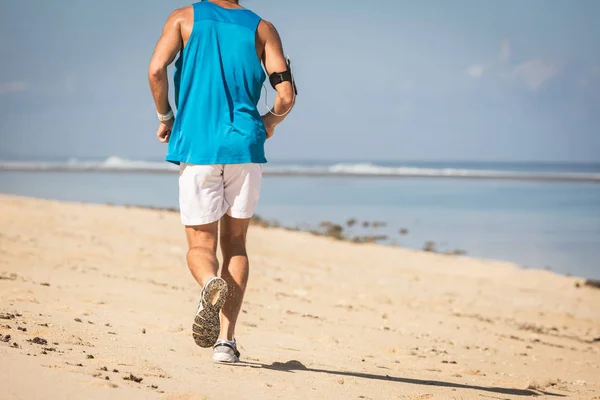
[423,241,437,252]
[0,273,17,281]
[0,313,15,320]
[323,224,344,240]
[584,279,600,290]
[74,318,82,323]
[40,282,50,287]
[399,228,409,235]
[123,373,143,383]
[100,367,109,372]
[87,355,95,359]
[27,337,48,345]
[18,327,26,332]
[0,334,11,342]
[444,249,467,256]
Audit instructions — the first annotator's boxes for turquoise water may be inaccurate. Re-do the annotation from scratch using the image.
[1,165,599,280]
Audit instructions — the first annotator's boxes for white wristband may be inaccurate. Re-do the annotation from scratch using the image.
[157,109,174,122]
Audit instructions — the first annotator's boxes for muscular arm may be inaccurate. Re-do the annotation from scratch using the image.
[259,21,295,130]
[148,10,184,115]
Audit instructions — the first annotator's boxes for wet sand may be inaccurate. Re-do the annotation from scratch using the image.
[0,195,599,399]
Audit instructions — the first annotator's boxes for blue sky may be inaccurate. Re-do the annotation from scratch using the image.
[1,0,599,163]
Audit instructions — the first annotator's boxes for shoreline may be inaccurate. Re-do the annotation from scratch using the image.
[99,201,597,283]
[2,193,597,281]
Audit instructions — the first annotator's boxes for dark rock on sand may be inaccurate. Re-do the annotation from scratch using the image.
[399,228,409,235]
[444,249,467,256]
[584,280,600,290]
[423,241,437,252]
[27,337,48,345]
[123,373,143,383]
[324,224,344,240]
[18,327,26,332]
[0,334,11,342]
[74,318,82,323]
[363,235,389,243]
[0,313,15,320]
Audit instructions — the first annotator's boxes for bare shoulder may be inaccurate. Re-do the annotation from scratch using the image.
[166,5,193,26]
[257,19,282,43]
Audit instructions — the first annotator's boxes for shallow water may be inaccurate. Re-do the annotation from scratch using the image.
[1,170,599,279]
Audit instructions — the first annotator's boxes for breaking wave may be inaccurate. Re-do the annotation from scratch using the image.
[1,157,599,182]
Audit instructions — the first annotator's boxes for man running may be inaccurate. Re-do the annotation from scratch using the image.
[148,0,295,363]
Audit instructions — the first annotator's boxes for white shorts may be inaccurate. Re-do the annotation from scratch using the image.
[178,163,262,226]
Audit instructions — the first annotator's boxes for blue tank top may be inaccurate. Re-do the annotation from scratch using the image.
[166,1,267,165]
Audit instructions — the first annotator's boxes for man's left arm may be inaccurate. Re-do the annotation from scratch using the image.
[148,10,183,142]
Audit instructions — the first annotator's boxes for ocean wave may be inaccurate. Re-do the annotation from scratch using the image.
[0,156,179,173]
[1,158,599,182]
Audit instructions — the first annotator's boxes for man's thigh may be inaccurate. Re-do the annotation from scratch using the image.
[222,163,262,220]
[179,163,228,226]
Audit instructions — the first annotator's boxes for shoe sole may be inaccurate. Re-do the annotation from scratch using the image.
[192,278,228,348]
[212,352,239,364]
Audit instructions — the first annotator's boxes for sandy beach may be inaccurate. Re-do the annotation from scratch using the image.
[0,194,599,399]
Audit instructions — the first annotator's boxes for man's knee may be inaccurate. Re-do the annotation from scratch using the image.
[187,245,216,264]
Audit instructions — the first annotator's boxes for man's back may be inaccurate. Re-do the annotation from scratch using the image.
[167,1,267,166]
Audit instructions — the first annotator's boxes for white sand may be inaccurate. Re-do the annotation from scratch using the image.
[0,195,599,399]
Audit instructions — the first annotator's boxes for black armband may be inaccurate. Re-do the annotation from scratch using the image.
[268,58,298,95]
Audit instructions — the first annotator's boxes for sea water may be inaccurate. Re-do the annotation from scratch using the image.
[1,158,599,279]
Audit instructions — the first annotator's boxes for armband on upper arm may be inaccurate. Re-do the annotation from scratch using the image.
[268,57,298,95]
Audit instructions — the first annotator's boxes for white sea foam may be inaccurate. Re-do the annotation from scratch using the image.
[1,157,599,182]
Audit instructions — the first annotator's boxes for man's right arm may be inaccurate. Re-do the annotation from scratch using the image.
[259,21,295,137]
